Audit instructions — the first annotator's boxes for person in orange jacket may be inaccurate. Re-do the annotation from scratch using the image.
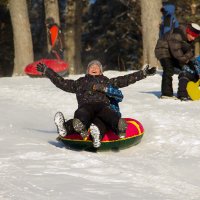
[45,17,65,60]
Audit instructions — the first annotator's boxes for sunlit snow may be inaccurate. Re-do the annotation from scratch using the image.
[0,70,200,200]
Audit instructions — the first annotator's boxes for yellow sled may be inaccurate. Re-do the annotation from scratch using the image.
[186,80,200,100]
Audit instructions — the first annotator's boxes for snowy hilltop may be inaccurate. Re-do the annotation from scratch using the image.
[0,70,200,200]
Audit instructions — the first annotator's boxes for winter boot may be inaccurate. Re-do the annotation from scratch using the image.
[90,124,101,148]
[54,112,67,137]
[160,95,178,100]
[118,118,127,139]
[72,118,89,140]
[179,96,191,101]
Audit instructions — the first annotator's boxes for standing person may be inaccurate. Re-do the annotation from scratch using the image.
[155,23,200,99]
[45,17,65,60]
[36,60,156,143]
[159,2,179,39]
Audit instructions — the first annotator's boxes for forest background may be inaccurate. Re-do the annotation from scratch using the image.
[0,0,200,77]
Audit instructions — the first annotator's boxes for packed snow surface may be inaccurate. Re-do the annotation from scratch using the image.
[0,71,200,200]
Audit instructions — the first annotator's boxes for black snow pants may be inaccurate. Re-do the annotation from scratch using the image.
[160,57,181,96]
[74,103,120,134]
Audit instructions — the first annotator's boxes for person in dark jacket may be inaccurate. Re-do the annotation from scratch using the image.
[155,23,200,99]
[45,17,65,60]
[36,60,156,142]
[56,84,123,148]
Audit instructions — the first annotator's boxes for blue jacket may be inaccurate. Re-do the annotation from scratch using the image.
[106,85,123,117]
[183,56,200,76]
[193,56,200,75]
[159,4,179,38]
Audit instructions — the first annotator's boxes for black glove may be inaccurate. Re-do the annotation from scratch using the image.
[92,83,107,92]
[36,63,48,74]
[143,65,156,76]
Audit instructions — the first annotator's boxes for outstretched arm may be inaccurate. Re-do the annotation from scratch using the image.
[36,63,77,93]
[109,65,156,88]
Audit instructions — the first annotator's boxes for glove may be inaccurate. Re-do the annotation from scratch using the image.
[92,83,107,92]
[143,65,156,76]
[36,63,48,74]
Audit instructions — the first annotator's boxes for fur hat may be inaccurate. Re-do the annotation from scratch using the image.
[87,60,103,74]
[186,23,200,38]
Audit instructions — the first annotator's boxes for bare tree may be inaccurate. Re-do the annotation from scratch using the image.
[140,0,162,67]
[9,0,33,76]
[191,0,200,55]
[64,0,83,74]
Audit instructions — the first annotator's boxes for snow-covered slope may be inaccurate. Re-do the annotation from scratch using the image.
[0,71,200,200]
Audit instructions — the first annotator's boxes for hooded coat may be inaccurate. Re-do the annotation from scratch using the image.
[159,4,179,38]
[155,24,194,65]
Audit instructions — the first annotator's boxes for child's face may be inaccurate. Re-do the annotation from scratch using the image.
[187,33,196,42]
[88,64,102,75]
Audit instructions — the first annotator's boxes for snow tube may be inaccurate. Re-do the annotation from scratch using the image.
[57,118,144,152]
[24,58,69,77]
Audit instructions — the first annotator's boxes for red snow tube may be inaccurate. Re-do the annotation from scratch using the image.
[57,118,144,151]
[24,58,69,77]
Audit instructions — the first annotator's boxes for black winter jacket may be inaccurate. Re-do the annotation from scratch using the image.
[45,68,146,107]
[155,25,194,65]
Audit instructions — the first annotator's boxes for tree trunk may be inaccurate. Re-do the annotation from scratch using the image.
[44,0,60,51]
[195,41,200,56]
[140,0,162,67]
[9,0,33,76]
[190,0,200,56]
[64,0,83,74]
[44,0,60,24]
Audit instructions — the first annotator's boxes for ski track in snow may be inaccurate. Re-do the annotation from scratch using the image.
[0,72,200,200]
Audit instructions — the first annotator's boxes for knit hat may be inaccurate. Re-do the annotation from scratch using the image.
[87,60,103,74]
[186,23,200,38]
